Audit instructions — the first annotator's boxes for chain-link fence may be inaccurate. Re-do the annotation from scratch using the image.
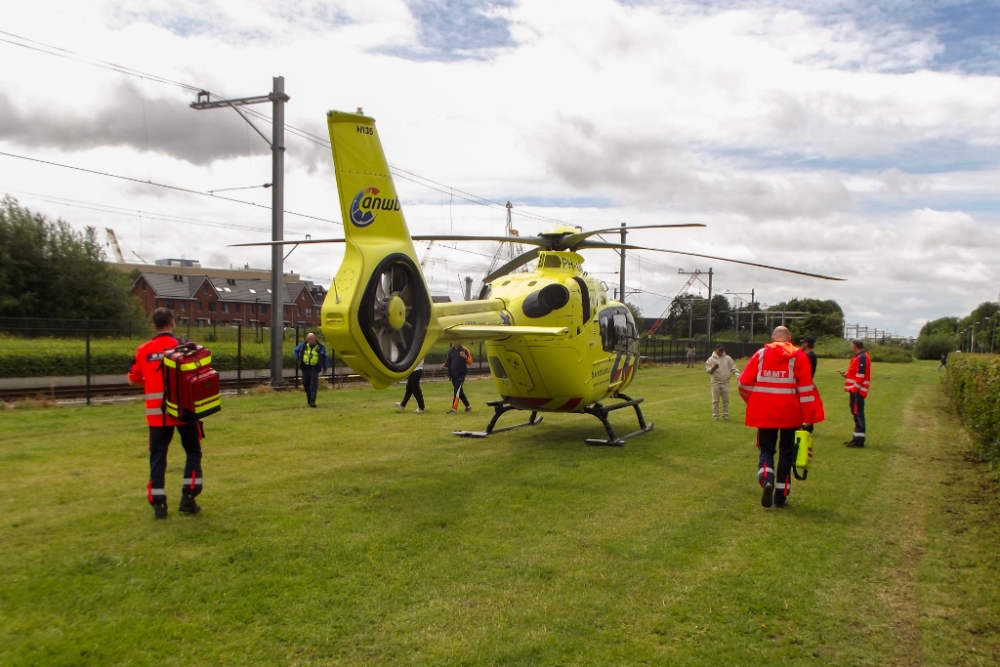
[638,338,763,364]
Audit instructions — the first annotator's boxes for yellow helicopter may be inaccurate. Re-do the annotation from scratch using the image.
[236,110,842,445]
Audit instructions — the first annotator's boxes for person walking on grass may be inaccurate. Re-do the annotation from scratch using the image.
[442,343,472,413]
[294,332,328,408]
[840,339,871,448]
[738,326,825,509]
[937,352,947,372]
[395,358,426,412]
[126,307,204,520]
[705,344,740,421]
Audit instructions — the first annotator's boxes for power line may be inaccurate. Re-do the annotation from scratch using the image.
[0,150,342,225]
[1,187,280,234]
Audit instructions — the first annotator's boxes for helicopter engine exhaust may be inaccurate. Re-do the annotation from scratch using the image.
[521,284,570,318]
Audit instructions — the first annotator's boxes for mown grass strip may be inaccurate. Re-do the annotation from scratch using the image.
[0,362,997,665]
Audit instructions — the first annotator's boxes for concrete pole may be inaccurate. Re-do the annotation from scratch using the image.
[270,76,286,387]
[706,268,713,344]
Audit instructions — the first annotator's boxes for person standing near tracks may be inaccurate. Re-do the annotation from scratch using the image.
[442,343,472,414]
[294,332,328,408]
[395,357,426,413]
[705,343,740,421]
[839,339,871,448]
[126,307,203,520]
[738,326,825,508]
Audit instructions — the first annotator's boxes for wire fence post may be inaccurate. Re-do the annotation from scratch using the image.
[237,323,243,395]
[85,318,91,406]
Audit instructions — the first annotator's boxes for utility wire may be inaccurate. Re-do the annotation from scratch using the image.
[0,150,342,225]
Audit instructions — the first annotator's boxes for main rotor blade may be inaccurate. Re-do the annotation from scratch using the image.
[621,244,845,281]
[483,248,541,284]
[562,223,706,249]
[411,235,545,247]
[229,237,346,247]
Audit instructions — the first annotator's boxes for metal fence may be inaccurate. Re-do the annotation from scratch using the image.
[0,318,491,404]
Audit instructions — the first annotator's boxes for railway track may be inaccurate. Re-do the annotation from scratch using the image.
[1,368,492,402]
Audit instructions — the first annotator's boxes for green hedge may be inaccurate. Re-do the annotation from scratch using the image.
[814,337,913,363]
[946,354,1000,467]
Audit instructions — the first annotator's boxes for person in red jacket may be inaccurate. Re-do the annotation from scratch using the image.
[839,339,871,448]
[127,308,203,519]
[738,326,825,508]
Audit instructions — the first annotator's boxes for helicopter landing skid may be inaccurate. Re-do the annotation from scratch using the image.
[453,400,543,439]
[583,394,654,447]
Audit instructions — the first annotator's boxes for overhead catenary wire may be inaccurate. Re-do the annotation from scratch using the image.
[0,150,342,225]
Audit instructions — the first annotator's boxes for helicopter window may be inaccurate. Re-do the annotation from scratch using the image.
[501,280,511,286]
[541,255,562,268]
[572,276,590,323]
[599,307,638,353]
[528,281,537,286]
[488,356,508,379]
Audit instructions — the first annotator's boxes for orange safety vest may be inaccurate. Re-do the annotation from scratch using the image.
[738,342,825,428]
[844,351,871,397]
[127,332,186,427]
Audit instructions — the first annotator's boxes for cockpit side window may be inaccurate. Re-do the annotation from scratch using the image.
[599,306,638,353]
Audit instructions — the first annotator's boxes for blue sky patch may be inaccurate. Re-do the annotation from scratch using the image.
[383,0,515,61]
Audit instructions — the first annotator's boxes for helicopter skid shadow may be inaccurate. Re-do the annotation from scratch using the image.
[453,400,543,439]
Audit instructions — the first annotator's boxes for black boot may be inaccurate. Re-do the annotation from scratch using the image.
[178,490,201,514]
[152,500,167,520]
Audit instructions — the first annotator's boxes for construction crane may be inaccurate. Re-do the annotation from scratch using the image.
[105,228,125,263]
[420,239,435,269]
[477,201,523,298]
[647,270,701,336]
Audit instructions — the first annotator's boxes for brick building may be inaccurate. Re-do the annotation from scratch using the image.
[132,273,327,328]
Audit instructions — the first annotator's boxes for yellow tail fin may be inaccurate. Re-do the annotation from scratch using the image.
[321,111,433,388]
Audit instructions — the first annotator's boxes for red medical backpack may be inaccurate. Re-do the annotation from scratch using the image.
[162,343,221,421]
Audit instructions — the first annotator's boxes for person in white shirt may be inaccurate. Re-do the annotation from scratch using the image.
[705,344,740,421]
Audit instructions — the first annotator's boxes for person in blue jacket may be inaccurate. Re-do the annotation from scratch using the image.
[294,332,328,408]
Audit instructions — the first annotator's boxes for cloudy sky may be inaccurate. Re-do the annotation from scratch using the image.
[3,0,1000,335]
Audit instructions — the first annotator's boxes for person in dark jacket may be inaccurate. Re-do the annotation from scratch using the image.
[395,358,426,412]
[801,336,818,378]
[442,343,472,413]
[294,333,328,408]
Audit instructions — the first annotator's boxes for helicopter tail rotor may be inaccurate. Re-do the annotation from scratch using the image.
[322,111,439,388]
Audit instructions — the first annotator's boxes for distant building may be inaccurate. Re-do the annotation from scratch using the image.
[110,258,302,283]
[132,272,327,328]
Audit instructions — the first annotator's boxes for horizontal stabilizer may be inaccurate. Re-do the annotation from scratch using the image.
[444,324,568,337]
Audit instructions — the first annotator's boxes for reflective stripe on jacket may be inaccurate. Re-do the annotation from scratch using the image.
[738,342,825,428]
[127,332,185,427]
[844,351,871,397]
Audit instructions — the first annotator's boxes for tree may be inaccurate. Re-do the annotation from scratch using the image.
[767,298,845,339]
[710,294,732,333]
[0,196,141,321]
[624,301,644,329]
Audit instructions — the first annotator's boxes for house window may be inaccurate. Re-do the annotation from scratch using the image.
[208,303,216,312]
[141,282,146,292]
[180,302,186,312]
[221,303,229,313]
[198,302,203,312]
[234,303,240,313]
[297,307,302,316]
[165,299,175,309]
[306,307,312,316]
[260,305,267,315]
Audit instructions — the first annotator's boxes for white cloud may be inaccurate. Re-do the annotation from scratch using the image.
[1,0,1000,333]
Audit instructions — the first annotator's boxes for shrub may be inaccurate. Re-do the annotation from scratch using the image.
[915,333,958,360]
[946,354,1000,467]
[814,337,912,363]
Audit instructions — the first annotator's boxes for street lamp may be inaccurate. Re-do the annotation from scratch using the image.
[971,321,978,353]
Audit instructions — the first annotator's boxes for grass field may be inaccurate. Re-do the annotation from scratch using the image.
[2,361,998,666]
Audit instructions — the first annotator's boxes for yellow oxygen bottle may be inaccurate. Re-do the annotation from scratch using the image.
[793,429,814,480]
